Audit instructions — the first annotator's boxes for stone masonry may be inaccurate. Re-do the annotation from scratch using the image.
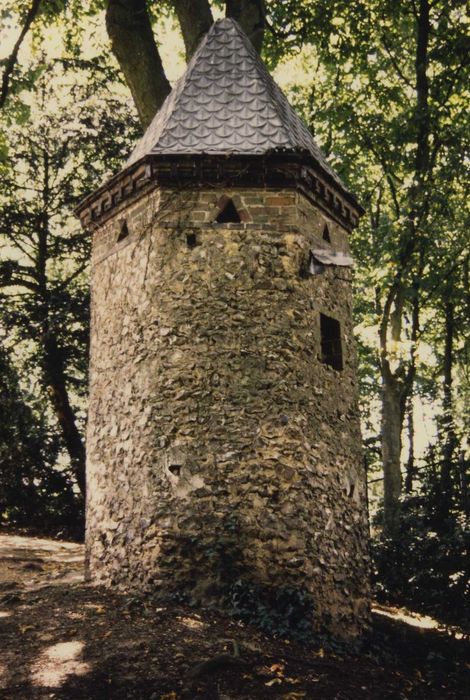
[78,18,371,638]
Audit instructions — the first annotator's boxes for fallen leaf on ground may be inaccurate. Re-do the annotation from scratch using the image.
[270,662,285,674]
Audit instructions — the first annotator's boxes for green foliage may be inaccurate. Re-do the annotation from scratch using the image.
[228,579,315,640]
[1,39,139,516]
[372,445,470,628]
[0,342,83,538]
[177,514,316,640]
[209,520,316,640]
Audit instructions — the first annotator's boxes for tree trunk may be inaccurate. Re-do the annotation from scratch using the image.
[106,0,171,129]
[377,0,430,535]
[439,298,456,521]
[458,453,469,519]
[37,148,86,498]
[43,332,87,498]
[0,0,42,109]
[226,0,266,53]
[172,0,213,60]
[404,398,415,494]
[105,0,268,129]
[381,366,404,535]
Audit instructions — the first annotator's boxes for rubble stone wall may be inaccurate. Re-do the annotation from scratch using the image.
[86,186,370,637]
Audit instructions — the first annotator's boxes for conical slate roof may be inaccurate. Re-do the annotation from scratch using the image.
[126,18,344,192]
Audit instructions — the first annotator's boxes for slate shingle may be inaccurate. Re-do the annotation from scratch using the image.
[126,18,345,192]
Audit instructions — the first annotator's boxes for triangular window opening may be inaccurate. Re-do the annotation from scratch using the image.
[215,199,241,224]
[117,220,130,242]
[322,224,331,243]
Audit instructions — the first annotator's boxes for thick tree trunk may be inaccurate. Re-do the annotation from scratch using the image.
[105,1,267,130]
[172,0,213,60]
[381,366,403,535]
[226,0,266,53]
[379,287,419,531]
[106,0,171,129]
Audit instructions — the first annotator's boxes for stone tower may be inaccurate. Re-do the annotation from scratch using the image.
[77,18,370,637]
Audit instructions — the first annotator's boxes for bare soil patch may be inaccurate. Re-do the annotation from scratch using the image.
[0,534,468,699]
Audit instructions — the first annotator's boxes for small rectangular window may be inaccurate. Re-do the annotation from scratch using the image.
[320,313,343,371]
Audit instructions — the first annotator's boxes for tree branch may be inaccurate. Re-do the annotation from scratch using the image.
[1,228,36,262]
[0,0,42,109]
[106,0,171,129]
[381,34,414,89]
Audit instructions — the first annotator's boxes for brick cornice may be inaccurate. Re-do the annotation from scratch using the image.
[75,153,364,232]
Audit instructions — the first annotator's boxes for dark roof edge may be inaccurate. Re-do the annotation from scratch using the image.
[74,157,151,217]
[75,152,364,231]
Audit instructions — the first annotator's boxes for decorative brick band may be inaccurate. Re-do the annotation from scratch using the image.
[76,154,363,232]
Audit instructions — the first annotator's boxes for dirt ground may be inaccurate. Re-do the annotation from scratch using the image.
[0,533,468,700]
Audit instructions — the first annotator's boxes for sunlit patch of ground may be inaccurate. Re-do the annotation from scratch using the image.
[31,640,91,688]
[0,533,84,593]
[178,615,205,630]
[372,604,467,639]
[373,604,440,629]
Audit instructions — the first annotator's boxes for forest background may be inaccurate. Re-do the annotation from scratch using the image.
[0,0,468,631]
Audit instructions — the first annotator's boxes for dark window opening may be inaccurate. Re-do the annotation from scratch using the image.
[117,220,130,242]
[320,313,343,370]
[348,482,355,498]
[215,198,241,223]
[322,224,331,243]
[309,253,325,275]
[186,232,198,248]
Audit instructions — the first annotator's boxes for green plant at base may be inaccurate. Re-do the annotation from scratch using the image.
[228,578,315,641]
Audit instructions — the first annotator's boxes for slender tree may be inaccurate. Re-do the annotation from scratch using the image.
[0,62,139,497]
[288,0,469,533]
